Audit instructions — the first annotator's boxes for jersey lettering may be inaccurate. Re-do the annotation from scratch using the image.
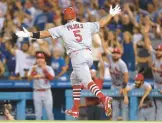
[67,24,83,30]
[73,30,82,42]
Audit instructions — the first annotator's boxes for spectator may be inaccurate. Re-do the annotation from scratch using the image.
[134,38,152,78]
[31,39,51,65]
[99,53,111,80]
[0,60,4,77]
[102,31,122,52]
[4,41,16,80]
[6,40,36,79]
[51,48,68,81]
[91,33,102,70]
[49,39,65,56]
[0,9,5,33]
[132,27,143,44]
[122,31,136,79]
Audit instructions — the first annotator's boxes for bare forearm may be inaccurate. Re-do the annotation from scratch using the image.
[123,73,129,84]
[99,14,113,27]
[143,33,152,52]
[141,88,151,102]
[123,89,128,98]
[127,10,139,27]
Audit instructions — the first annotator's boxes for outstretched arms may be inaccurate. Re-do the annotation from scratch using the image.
[16,27,51,39]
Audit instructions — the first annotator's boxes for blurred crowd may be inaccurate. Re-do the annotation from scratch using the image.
[0,0,162,81]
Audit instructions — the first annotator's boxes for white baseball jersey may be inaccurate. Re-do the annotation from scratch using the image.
[107,54,128,87]
[150,50,162,83]
[28,65,55,89]
[129,82,153,106]
[48,21,100,55]
[15,49,35,77]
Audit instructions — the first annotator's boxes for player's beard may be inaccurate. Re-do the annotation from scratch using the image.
[135,83,141,88]
[112,57,120,62]
[92,77,95,81]
[156,54,162,59]
[22,49,28,52]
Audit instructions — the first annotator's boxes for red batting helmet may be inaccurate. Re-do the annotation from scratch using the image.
[64,7,76,20]
[155,44,162,51]
[112,48,121,54]
[135,74,144,81]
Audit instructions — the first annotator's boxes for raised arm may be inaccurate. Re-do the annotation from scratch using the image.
[99,5,121,28]
[125,4,139,28]
[100,33,111,55]
[141,26,153,53]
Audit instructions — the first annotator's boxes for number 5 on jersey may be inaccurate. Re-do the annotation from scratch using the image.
[73,30,82,42]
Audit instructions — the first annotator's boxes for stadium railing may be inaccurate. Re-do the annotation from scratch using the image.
[65,89,161,120]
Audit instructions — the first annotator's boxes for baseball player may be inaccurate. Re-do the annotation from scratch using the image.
[28,52,54,120]
[123,74,155,121]
[102,46,129,120]
[16,5,121,118]
[143,28,162,120]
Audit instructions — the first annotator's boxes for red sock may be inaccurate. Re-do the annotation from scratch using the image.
[88,82,105,102]
[72,85,81,111]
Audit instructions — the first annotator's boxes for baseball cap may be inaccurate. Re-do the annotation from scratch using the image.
[135,74,144,81]
[36,52,45,59]
[155,44,162,51]
[112,48,121,54]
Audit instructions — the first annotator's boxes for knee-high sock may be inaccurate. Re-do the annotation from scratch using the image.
[88,81,105,102]
[72,85,81,111]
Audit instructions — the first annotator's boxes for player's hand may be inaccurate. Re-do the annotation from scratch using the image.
[138,100,144,109]
[15,27,30,38]
[109,5,121,17]
[119,88,124,95]
[34,74,42,79]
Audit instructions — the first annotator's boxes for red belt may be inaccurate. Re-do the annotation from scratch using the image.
[34,89,49,92]
[69,48,90,55]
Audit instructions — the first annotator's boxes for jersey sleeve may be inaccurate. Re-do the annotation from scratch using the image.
[120,61,128,73]
[48,26,61,39]
[88,22,100,34]
[143,82,152,90]
[128,83,135,90]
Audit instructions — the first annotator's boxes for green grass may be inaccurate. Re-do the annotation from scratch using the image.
[0,121,161,123]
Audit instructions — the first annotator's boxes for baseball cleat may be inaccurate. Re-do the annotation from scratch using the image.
[104,96,113,117]
[65,109,79,119]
